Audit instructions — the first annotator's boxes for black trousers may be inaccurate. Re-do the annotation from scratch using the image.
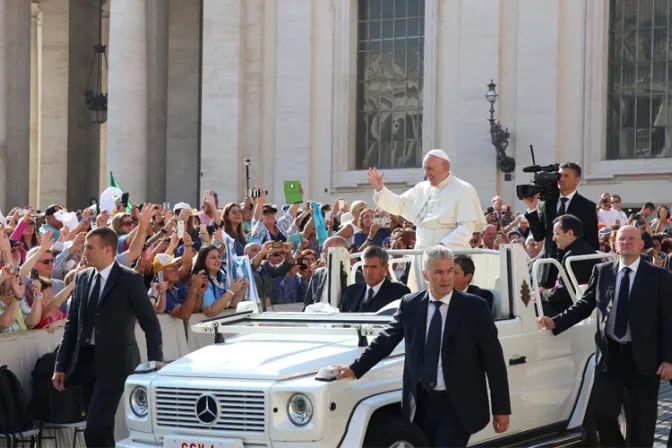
[591,340,659,447]
[414,386,470,447]
[66,346,125,448]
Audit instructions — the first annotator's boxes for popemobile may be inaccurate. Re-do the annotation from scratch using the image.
[116,244,623,448]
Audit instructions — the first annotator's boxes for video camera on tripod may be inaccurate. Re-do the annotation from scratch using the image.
[515,145,560,201]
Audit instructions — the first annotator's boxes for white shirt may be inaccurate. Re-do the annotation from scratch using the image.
[415,175,453,224]
[613,209,628,224]
[365,278,385,302]
[598,208,623,228]
[606,257,640,342]
[527,190,577,214]
[426,290,453,391]
[89,261,116,345]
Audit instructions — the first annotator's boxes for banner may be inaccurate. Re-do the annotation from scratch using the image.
[221,231,260,304]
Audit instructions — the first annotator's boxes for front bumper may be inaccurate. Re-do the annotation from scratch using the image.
[116,438,337,448]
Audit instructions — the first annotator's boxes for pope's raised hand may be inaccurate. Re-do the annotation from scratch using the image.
[367,168,385,192]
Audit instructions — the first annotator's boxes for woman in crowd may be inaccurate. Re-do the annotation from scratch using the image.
[211,202,247,256]
[150,254,204,321]
[111,212,134,252]
[353,208,392,250]
[192,245,248,317]
[0,266,42,333]
[651,205,672,234]
[34,276,76,333]
[10,209,38,262]
[274,249,316,304]
[336,200,367,247]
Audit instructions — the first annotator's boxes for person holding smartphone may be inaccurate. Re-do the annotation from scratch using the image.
[192,245,249,317]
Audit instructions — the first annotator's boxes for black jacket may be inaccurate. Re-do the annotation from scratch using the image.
[55,263,164,385]
[525,192,598,288]
[553,260,672,376]
[542,238,599,310]
[339,277,410,313]
[466,285,494,310]
[302,266,348,310]
[350,290,510,434]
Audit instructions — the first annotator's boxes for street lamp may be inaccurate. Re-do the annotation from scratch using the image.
[486,80,515,173]
[84,0,108,124]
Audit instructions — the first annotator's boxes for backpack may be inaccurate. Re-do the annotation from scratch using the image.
[30,351,86,424]
[0,365,34,439]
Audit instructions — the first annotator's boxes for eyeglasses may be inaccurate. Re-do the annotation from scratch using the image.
[40,259,54,265]
[229,209,242,215]
[122,221,133,226]
[611,200,620,204]
[131,218,139,223]
[26,222,35,227]
[269,252,284,257]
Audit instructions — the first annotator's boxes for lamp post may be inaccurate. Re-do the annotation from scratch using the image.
[84,0,108,124]
[486,80,515,173]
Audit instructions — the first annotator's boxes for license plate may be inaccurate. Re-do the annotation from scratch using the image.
[162,436,243,448]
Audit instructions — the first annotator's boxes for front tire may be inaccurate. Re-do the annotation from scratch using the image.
[363,413,428,448]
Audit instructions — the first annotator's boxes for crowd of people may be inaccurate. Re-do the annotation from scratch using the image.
[1,148,671,447]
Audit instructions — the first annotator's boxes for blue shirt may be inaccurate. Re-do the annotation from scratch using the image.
[165,281,189,314]
[39,224,61,242]
[202,273,227,308]
[353,228,391,248]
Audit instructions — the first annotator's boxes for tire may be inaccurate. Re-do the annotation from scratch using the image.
[363,412,428,448]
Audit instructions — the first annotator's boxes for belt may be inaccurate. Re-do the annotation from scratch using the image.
[419,385,449,397]
[607,338,632,351]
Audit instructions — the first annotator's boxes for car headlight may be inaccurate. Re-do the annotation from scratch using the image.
[287,393,313,426]
[130,386,149,418]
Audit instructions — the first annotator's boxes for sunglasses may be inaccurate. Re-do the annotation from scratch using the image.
[229,209,243,215]
[40,259,54,265]
[26,222,35,227]
[269,252,284,257]
[122,221,133,226]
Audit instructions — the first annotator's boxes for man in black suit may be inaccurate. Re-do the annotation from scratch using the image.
[52,227,164,447]
[453,254,494,310]
[334,246,511,446]
[538,226,672,447]
[524,162,599,288]
[339,246,410,313]
[541,214,600,317]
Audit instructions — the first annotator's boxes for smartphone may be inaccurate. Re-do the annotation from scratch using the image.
[373,214,382,226]
[30,268,39,281]
[158,271,165,283]
[200,224,207,234]
[213,239,222,248]
[324,211,332,221]
[271,241,284,249]
[288,233,303,250]
[382,216,391,229]
[339,199,345,209]
[120,192,129,207]
[177,220,185,239]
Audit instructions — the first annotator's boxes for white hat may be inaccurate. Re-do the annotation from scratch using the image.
[425,149,450,163]
[173,202,191,212]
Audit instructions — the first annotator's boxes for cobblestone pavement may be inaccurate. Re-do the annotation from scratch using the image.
[656,381,672,447]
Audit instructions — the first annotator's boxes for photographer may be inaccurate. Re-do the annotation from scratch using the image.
[523,162,598,289]
[597,192,622,228]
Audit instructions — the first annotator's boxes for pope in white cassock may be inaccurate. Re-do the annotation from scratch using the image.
[368,149,486,249]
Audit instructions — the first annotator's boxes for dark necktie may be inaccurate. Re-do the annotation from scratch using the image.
[558,197,569,216]
[82,273,101,344]
[360,287,375,312]
[421,301,444,391]
[614,267,631,339]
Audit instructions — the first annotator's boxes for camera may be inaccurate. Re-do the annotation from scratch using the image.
[249,187,268,199]
[243,158,252,166]
[515,145,560,201]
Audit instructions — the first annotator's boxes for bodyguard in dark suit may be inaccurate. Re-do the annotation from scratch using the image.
[453,254,494,310]
[541,214,600,316]
[523,162,599,288]
[538,226,672,447]
[340,246,410,313]
[334,246,511,446]
[53,227,164,447]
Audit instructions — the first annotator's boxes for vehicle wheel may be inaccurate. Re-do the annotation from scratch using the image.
[363,412,428,448]
[581,390,630,447]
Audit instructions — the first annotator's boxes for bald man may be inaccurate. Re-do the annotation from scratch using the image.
[538,226,672,447]
[480,224,497,250]
[368,150,485,249]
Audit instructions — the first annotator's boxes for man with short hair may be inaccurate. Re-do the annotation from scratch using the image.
[523,162,599,288]
[453,254,494,310]
[368,150,486,248]
[53,227,164,447]
[480,224,497,250]
[40,204,64,241]
[610,194,629,224]
[640,202,656,222]
[539,226,672,447]
[340,246,410,313]
[333,246,510,446]
[541,214,599,316]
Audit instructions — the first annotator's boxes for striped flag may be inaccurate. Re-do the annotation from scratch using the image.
[222,231,260,304]
[110,172,132,213]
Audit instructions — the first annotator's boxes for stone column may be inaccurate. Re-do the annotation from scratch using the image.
[98,2,109,194]
[166,0,200,206]
[67,0,101,208]
[146,0,168,203]
[0,0,7,211]
[29,5,40,208]
[274,0,312,201]
[200,0,243,203]
[106,0,148,202]
[4,0,31,208]
[38,0,69,209]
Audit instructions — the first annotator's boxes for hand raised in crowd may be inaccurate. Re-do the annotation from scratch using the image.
[39,230,55,252]
[96,210,110,228]
[199,228,211,245]
[367,167,385,192]
[0,229,10,254]
[182,232,193,247]
[167,233,179,252]
[286,264,301,279]
[21,208,34,224]
[164,216,177,234]
[261,241,274,254]
[523,194,539,211]
[369,223,381,239]
[157,281,168,296]
[12,273,26,299]
[139,203,153,226]
[81,208,92,223]
[213,230,226,249]
[71,232,87,252]
[191,273,208,294]
[283,242,293,254]
[0,265,13,283]
[228,278,248,294]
